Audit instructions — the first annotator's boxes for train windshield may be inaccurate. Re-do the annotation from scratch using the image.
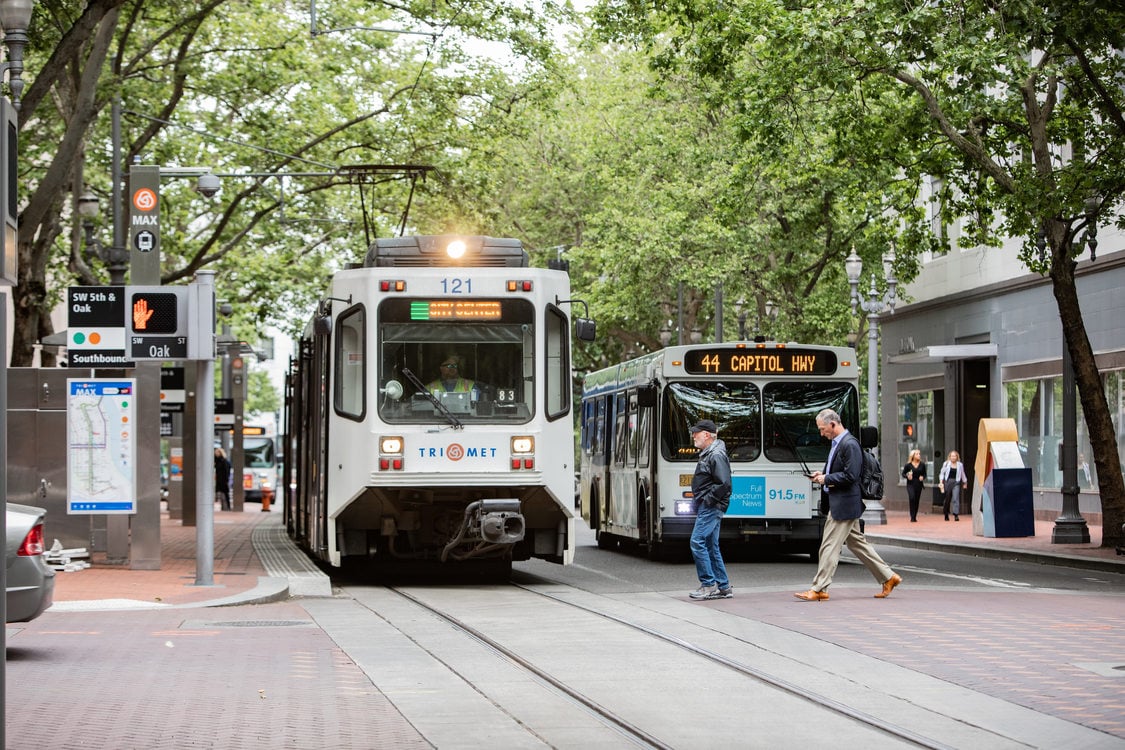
[660,380,859,464]
[377,297,535,424]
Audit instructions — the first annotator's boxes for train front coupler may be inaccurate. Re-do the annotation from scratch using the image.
[441,499,525,561]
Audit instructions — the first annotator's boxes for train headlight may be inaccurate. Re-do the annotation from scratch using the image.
[510,436,534,470]
[675,497,695,515]
[446,239,467,259]
[379,436,405,471]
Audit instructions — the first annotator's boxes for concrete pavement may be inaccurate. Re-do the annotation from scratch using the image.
[5,503,1122,749]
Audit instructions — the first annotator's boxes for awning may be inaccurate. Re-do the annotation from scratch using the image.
[888,344,998,365]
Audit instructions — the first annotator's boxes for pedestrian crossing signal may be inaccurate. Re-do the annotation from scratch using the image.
[902,423,914,439]
[131,292,179,333]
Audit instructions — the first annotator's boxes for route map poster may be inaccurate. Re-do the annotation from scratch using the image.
[67,378,138,514]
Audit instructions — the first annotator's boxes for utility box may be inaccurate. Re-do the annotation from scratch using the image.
[972,419,1035,538]
[6,368,98,548]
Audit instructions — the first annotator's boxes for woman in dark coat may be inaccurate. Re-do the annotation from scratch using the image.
[901,449,926,522]
[214,447,232,511]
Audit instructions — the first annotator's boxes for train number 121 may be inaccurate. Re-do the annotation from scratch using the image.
[440,278,472,294]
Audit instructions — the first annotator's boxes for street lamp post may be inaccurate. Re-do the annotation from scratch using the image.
[77,188,130,284]
[846,247,897,525]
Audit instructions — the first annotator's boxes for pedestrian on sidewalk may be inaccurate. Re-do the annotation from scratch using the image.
[214,447,232,511]
[902,449,927,522]
[687,419,733,601]
[795,409,902,602]
[939,450,968,521]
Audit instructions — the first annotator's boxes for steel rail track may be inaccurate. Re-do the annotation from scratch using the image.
[386,582,970,750]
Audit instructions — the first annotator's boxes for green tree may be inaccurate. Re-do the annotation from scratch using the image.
[589,0,1125,547]
[245,369,279,419]
[13,0,572,363]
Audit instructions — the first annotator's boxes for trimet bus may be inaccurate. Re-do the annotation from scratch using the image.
[579,342,867,560]
[285,235,594,573]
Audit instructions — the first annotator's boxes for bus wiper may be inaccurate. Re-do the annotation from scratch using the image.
[770,411,811,476]
[401,367,463,430]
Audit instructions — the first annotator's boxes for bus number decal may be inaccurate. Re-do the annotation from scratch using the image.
[440,278,472,294]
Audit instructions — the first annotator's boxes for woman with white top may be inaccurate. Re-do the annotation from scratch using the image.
[939,450,968,521]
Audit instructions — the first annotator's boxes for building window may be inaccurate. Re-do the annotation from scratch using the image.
[1002,372,1125,491]
[896,390,942,478]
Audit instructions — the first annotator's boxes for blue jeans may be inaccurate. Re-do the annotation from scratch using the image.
[690,505,729,588]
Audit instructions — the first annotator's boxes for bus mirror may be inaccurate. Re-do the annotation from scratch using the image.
[637,384,657,408]
[575,317,596,342]
[860,425,879,449]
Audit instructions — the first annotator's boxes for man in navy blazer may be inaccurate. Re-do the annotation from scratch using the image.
[795,409,902,601]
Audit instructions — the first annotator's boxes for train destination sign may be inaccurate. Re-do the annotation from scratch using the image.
[410,300,503,320]
[683,348,838,376]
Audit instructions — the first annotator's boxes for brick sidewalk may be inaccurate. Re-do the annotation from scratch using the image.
[868,507,1122,568]
[49,505,273,608]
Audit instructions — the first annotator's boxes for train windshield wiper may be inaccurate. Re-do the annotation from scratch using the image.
[401,366,463,430]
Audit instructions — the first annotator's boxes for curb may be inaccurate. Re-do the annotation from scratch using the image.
[194,576,291,608]
[867,533,1125,574]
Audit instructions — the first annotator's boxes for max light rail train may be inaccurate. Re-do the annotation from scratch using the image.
[284,235,594,572]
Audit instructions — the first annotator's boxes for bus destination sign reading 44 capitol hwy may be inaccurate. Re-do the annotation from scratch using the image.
[683,347,839,376]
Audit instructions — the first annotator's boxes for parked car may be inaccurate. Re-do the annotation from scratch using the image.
[6,502,56,623]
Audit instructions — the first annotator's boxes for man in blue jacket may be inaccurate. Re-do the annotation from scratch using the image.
[688,419,734,600]
[795,409,902,601]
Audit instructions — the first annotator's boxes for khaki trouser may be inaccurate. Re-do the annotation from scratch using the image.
[811,514,895,592]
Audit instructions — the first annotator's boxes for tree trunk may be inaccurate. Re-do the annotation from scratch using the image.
[1050,247,1124,549]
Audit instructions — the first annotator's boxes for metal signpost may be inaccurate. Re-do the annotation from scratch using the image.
[64,276,217,582]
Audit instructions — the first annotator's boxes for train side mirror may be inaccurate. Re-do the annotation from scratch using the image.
[637,384,657,408]
[575,317,596,342]
[313,314,332,336]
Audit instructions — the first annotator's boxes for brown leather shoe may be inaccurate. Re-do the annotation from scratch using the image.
[874,573,902,598]
[794,589,829,601]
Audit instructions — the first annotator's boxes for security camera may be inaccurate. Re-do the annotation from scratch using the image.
[195,172,221,198]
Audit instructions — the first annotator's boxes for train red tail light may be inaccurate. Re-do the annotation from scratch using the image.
[506,280,532,292]
[379,280,406,292]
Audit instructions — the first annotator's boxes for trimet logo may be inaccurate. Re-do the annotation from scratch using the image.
[132,188,158,212]
[417,443,500,460]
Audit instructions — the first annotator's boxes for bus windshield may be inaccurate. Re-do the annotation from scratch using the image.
[662,382,761,462]
[244,437,276,468]
[661,380,859,464]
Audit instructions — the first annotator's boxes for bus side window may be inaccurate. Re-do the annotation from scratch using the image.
[637,400,652,469]
[627,391,640,468]
[613,395,628,467]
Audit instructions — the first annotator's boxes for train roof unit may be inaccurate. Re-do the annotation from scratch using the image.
[365,235,529,268]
